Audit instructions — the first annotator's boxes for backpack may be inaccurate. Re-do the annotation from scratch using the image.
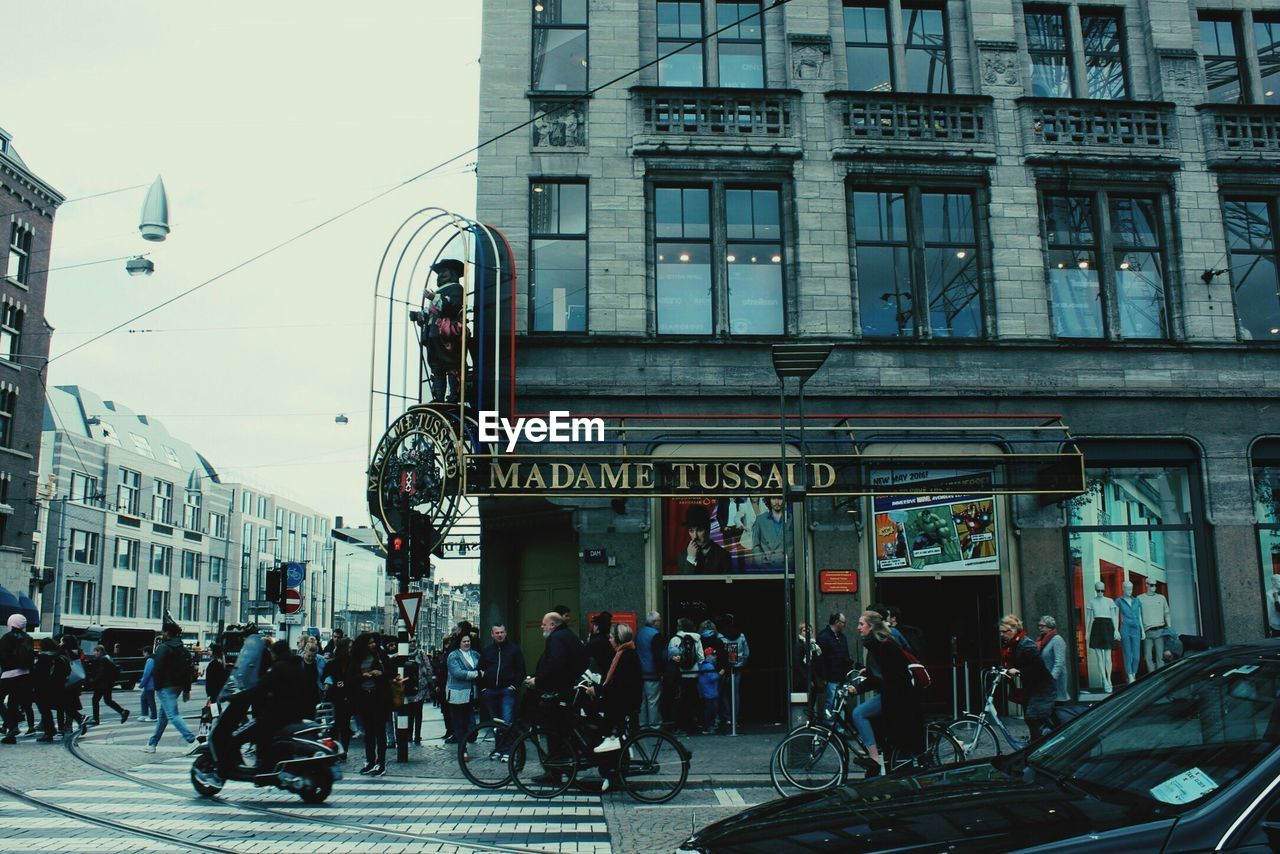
[902,646,931,690]
[31,652,60,686]
[676,633,698,671]
[161,642,193,688]
[722,633,748,669]
[1,631,34,671]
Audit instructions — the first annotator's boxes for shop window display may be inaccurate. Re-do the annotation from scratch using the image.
[1067,467,1200,693]
[663,496,791,574]
[1254,463,1280,635]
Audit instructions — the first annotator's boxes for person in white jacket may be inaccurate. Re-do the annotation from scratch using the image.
[667,618,704,736]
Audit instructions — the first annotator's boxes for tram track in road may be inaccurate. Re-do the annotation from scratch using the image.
[0,777,237,853]
[65,729,588,853]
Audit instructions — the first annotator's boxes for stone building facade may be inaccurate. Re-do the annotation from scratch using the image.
[475,0,1280,718]
[0,126,62,612]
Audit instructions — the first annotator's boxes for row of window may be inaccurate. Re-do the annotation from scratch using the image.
[6,223,30,286]
[526,1,1280,104]
[67,529,226,581]
[104,585,221,623]
[528,180,1280,341]
[68,469,225,535]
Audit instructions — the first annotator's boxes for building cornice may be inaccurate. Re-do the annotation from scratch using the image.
[0,159,64,214]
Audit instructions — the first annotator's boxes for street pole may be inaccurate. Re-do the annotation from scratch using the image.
[49,496,69,635]
[395,500,411,765]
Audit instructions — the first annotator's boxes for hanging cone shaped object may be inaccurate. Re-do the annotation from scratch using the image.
[139,175,169,241]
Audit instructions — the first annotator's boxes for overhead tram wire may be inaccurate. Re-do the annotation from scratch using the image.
[0,182,149,220]
[47,0,797,366]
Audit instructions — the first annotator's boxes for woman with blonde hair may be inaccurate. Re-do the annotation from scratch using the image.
[850,610,922,774]
[998,613,1056,739]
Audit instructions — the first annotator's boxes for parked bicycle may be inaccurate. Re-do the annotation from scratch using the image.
[947,666,1090,759]
[770,669,962,796]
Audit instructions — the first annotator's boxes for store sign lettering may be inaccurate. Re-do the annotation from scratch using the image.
[467,454,1085,497]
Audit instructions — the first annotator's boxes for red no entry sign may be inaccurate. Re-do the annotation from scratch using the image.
[281,588,303,615]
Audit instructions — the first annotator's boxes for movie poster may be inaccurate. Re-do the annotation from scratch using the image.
[663,495,792,575]
[873,473,999,574]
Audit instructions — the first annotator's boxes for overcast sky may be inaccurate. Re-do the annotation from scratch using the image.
[5,2,482,582]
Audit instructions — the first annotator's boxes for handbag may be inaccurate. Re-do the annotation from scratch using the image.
[65,658,86,689]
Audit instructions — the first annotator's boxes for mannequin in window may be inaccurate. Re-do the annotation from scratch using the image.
[1115,581,1143,683]
[1138,580,1172,672]
[1084,581,1117,693]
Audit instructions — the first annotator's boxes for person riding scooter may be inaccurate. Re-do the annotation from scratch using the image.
[249,639,310,771]
[204,636,308,783]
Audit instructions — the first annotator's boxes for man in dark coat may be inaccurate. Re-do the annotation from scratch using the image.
[478,624,525,757]
[531,612,587,697]
[816,612,851,717]
[528,612,588,784]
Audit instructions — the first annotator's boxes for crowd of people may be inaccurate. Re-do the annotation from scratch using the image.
[0,614,136,744]
[3,598,1094,782]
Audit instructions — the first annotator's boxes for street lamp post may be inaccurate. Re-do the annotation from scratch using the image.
[772,344,833,729]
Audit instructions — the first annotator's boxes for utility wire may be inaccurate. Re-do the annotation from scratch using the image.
[0,182,148,220]
[47,0,794,365]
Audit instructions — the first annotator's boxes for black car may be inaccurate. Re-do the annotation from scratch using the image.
[679,641,1280,852]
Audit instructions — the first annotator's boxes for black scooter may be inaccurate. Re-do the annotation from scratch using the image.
[189,636,344,803]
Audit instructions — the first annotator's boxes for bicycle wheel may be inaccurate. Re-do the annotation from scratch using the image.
[459,719,520,789]
[928,727,964,767]
[771,727,847,795]
[946,719,1000,760]
[883,742,923,775]
[617,729,690,804]
[509,729,577,799]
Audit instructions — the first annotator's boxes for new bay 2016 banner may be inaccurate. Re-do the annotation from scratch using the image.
[874,473,998,574]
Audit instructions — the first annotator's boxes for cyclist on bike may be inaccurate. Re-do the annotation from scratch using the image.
[850,610,923,776]
[525,612,588,785]
[999,614,1056,739]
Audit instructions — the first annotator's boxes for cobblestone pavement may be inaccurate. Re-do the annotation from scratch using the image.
[2,689,1032,852]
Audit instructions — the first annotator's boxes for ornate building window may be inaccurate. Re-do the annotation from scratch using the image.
[532,0,588,92]
[1042,191,1167,340]
[657,1,766,87]
[659,0,706,85]
[530,181,588,333]
[842,2,951,93]
[1223,196,1280,341]
[844,2,893,91]
[1026,5,1128,99]
[716,1,765,87]
[851,187,983,338]
[654,183,785,336]
[6,223,30,285]
[0,301,23,362]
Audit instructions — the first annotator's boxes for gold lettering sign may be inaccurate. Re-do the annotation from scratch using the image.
[463,453,1085,497]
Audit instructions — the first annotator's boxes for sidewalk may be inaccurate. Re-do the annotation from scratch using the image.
[390,712,789,785]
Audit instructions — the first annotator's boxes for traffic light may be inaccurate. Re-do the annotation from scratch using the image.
[387,533,408,578]
[408,513,434,580]
[264,566,282,604]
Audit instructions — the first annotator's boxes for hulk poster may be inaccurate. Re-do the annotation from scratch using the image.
[873,473,998,573]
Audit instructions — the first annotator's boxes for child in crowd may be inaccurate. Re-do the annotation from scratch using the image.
[697,647,720,735]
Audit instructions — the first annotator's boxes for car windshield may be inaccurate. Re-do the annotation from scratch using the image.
[1028,649,1280,813]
